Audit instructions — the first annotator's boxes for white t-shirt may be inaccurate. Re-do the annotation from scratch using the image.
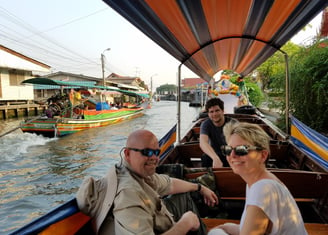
[240,179,308,235]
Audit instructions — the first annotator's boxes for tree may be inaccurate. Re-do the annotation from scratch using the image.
[256,41,301,91]
[290,40,328,134]
[244,81,265,107]
[156,84,177,94]
[254,42,302,130]
[254,38,328,134]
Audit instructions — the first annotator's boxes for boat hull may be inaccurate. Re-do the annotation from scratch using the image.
[20,108,144,137]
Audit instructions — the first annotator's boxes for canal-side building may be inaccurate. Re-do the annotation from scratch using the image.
[182,78,208,105]
[106,73,149,92]
[34,71,102,102]
[0,45,51,119]
[156,84,177,101]
[0,45,51,104]
[39,72,149,106]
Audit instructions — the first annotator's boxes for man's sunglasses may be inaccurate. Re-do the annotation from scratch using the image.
[221,145,263,156]
[127,147,161,157]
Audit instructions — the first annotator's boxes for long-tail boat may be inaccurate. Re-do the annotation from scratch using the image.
[9,0,328,234]
[20,78,147,137]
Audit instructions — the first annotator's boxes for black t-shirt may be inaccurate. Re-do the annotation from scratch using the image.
[200,116,236,167]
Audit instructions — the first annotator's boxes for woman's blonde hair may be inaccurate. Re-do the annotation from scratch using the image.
[223,121,271,155]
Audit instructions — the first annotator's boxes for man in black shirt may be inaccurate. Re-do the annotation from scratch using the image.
[200,98,236,168]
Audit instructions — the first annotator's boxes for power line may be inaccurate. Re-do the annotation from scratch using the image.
[0,6,109,76]
[36,8,108,35]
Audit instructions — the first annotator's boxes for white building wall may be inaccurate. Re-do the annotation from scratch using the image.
[0,69,34,100]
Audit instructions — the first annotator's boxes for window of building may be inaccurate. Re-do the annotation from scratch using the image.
[9,70,25,86]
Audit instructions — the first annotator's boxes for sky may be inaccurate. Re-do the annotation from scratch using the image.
[0,0,324,90]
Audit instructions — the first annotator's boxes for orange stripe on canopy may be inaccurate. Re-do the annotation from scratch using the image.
[146,0,199,54]
[257,0,301,41]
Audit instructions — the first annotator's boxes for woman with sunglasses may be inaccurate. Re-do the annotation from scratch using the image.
[209,122,307,235]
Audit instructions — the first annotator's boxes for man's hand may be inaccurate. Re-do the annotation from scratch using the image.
[180,211,200,231]
[162,211,200,235]
[200,185,219,207]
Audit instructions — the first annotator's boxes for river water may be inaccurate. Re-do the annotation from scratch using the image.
[0,101,201,234]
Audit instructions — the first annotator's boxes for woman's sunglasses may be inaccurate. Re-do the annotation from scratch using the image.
[127,147,161,157]
[221,145,263,156]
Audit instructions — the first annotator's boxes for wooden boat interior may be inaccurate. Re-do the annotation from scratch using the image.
[157,112,328,230]
[161,113,327,173]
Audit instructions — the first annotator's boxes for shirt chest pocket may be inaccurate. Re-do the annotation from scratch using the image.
[153,199,174,233]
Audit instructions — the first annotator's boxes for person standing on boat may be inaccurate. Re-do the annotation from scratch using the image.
[208,122,307,235]
[76,129,219,235]
[199,98,236,168]
[71,89,86,109]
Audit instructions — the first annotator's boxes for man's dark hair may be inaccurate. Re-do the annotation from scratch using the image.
[205,98,224,112]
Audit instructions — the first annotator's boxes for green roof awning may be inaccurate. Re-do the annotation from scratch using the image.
[22,77,149,98]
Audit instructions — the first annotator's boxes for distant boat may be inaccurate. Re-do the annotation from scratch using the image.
[20,78,147,137]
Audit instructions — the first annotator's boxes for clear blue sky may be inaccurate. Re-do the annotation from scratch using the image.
[0,0,323,89]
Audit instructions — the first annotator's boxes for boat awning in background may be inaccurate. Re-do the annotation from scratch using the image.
[21,77,149,98]
[33,80,97,90]
[103,0,328,82]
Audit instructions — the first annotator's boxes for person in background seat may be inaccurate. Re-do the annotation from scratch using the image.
[199,98,236,168]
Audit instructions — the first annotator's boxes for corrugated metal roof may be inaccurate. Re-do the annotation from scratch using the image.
[22,77,149,98]
[33,81,96,90]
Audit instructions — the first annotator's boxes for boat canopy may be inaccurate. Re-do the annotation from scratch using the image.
[22,77,150,98]
[103,0,327,81]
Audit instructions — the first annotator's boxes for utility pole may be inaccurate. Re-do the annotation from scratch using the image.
[101,48,111,87]
[150,73,157,99]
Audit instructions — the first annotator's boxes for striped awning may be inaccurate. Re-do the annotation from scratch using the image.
[103,0,328,82]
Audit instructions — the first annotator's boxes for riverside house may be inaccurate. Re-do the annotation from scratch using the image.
[0,45,50,104]
[0,45,50,119]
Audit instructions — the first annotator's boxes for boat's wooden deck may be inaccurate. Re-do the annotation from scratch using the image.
[185,169,328,223]
[202,218,328,235]
[174,115,327,173]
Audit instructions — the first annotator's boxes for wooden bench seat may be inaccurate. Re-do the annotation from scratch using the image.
[185,169,328,206]
[175,139,291,167]
[202,218,328,235]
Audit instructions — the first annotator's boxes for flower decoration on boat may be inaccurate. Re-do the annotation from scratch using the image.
[215,75,239,95]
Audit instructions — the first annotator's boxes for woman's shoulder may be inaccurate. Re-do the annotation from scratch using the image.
[250,179,290,198]
[252,178,281,188]
[249,179,281,193]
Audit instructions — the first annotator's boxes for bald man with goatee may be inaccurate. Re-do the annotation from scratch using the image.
[77,129,218,235]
